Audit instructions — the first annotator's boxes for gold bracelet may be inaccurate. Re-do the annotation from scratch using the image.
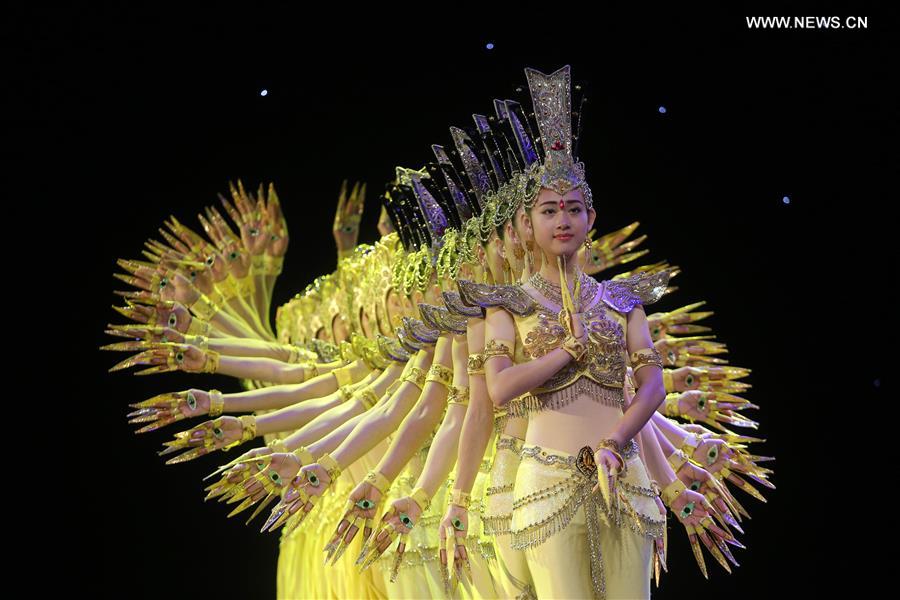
[466,353,485,375]
[188,293,220,321]
[630,346,664,375]
[365,470,392,495]
[200,350,220,374]
[338,384,356,403]
[293,445,314,464]
[214,273,239,302]
[301,362,320,380]
[317,453,342,481]
[661,478,687,506]
[402,366,427,390]
[410,487,431,512]
[186,317,210,336]
[238,415,257,443]
[664,394,680,416]
[267,438,288,454]
[251,254,267,273]
[449,489,471,510]
[332,364,354,388]
[447,386,470,407]
[208,389,224,417]
[186,334,208,351]
[234,272,256,298]
[425,364,454,389]
[353,388,379,410]
[385,378,402,396]
[264,254,284,276]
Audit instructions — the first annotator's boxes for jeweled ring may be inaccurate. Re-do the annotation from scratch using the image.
[356,499,374,510]
[399,513,414,528]
[452,518,465,531]
[307,472,320,487]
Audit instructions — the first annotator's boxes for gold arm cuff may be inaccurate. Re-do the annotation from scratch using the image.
[186,334,208,351]
[664,394,680,416]
[447,386,470,407]
[338,384,356,403]
[385,378,402,396]
[251,254,267,273]
[449,489,471,510]
[425,364,454,389]
[667,448,689,472]
[208,389,224,417]
[466,353,485,375]
[365,470,392,495]
[663,369,674,392]
[332,364,354,388]
[317,453,342,480]
[410,487,431,512]
[293,445,314,464]
[205,288,227,308]
[215,274,239,301]
[680,433,700,456]
[188,293,220,321]
[402,366,427,390]
[201,350,220,373]
[482,339,513,362]
[630,346,664,375]
[661,477,688,506]
[234,272,256,297]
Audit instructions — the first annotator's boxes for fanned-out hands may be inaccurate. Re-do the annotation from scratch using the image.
[581,221,650,275]
[323,479,384,567]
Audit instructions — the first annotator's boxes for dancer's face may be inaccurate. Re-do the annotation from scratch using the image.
[526,187,594,261]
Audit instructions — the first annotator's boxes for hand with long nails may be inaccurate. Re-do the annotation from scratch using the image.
[356,505,413,579]
[219,181,269,257]
[106,341,216,375]
[439,505,471,594]
[580,221,649,275]
[203,446,274,502]
[125,388,211,433]
[110,299,196,333]
[157,416,247,464]
[261,462,333,535]
[590,447,625,504]
[666,365,751,394]
[264,184,288,260]
[323,479,384,566]
[333,179,366,255]
[665,390,758,430]
[672,459,744,535]
[656,337,729,368]
[667,483,741,579]
[104,323,186,344]
[219,451,301,523]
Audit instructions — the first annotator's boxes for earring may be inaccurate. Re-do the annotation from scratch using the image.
[502,258,513,285]
[525,240,535,272]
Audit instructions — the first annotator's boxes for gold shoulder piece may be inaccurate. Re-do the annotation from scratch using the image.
[456,279,537,316]
[603,267,676,313]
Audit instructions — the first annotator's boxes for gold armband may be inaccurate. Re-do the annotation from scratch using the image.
[449,489,471,510]
[447,386,470,407]
[301,362,320,380]
[467,353,486,375]
[425,364,454,389]
[205,288,227,309]
[667,448,689,473]
[483,339,513,362]
[188,293,220,321]
[679,433,700,457]
[214,273,240,302]
[208,389,224,417]
[365,470,392,495]
[630,346,663,375]
[410,486,431,512]
[317,453,342,481]
[353,388,379,410]
[661,478,687,506]
[201,350,220,374]
[293,445,314,464]
[332,364,354,388]
[267,438,288,453]
[402,366,427,390]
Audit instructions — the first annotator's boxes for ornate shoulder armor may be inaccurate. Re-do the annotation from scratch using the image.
[395,323,424,352]
[401,316,441,344]
[456,279,538,316]
[602,268,675,313]
[442,290,485,318]
[376,334,412,362]
[418,303,468,335]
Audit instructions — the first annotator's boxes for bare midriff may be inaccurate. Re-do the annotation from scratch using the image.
[503,414,528,441]
[524,390,623,456]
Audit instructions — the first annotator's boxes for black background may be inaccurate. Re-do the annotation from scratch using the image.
[18,6,894,599]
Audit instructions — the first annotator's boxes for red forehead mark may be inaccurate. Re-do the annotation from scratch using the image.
[559,199,566,209]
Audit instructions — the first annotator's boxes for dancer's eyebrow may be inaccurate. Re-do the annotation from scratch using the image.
[537,196,584,207]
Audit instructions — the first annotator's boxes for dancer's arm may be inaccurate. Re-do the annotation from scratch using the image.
[449,318,491,495]
[483,306,574,407]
